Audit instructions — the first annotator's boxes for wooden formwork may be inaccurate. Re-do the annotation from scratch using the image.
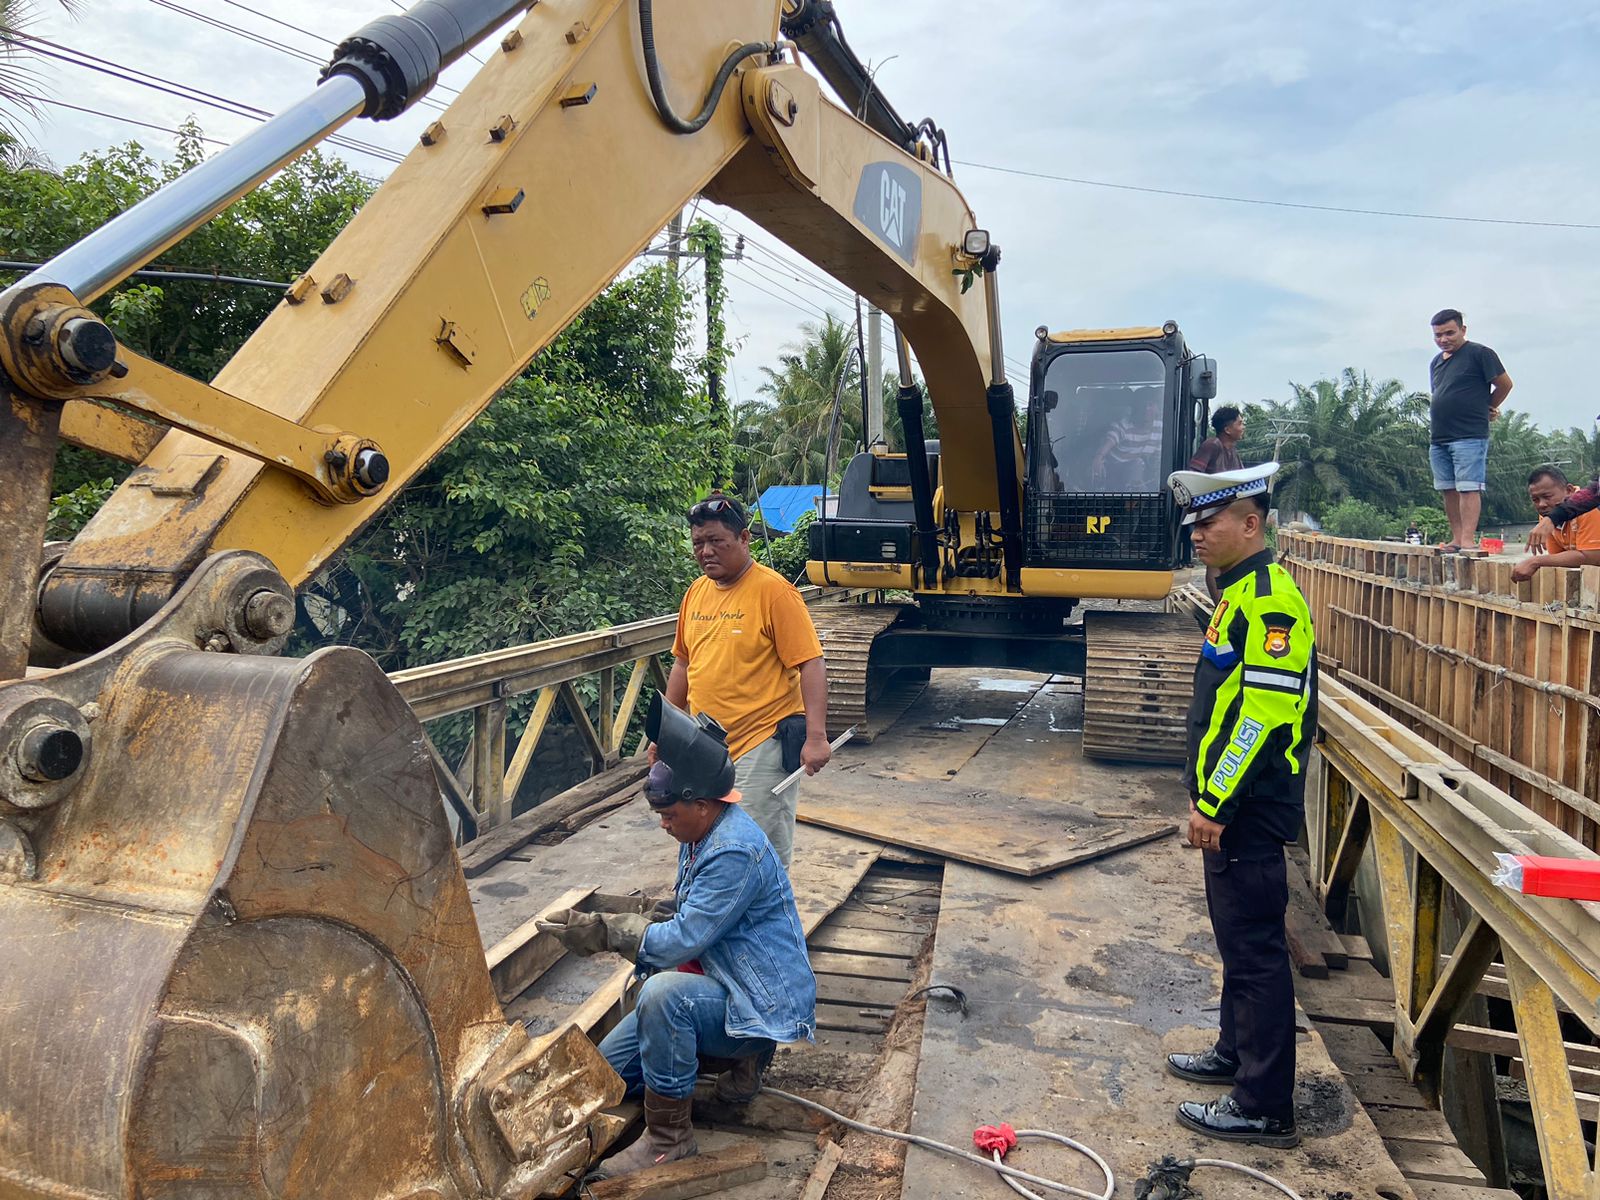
[1278,531,1600,847]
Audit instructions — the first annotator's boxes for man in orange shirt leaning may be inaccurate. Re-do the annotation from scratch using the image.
[658,494,831,868]
[1512,466,1600,583]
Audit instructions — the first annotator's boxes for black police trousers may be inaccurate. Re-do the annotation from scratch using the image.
[1204,848,1295,1120]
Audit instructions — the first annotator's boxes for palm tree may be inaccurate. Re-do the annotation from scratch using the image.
[1242,370,1429,521]
[1,0,77,141]
[741,315,864,492]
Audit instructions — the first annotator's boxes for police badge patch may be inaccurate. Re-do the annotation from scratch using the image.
[1263,620,1293,659]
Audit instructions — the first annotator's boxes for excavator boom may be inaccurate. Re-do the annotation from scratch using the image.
[0,2,1006,1195]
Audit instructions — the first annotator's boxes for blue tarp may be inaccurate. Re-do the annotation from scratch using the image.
[753,485,822,533]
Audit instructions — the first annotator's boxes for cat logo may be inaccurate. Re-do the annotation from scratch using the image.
[880,174,907,250]
[1086,516,1111,534]
[1263,623,1292,659]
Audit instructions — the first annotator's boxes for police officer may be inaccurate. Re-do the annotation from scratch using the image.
[1163,462,1317,1149]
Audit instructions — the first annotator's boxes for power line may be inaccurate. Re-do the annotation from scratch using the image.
[20,94,230,148]
[953,159,1600,232]
[701,209,1029,379]
[147,0,450,113]
[213,0,462,98]
[20,92,384,185]
[0,258,287,289]
[11,32,406,165]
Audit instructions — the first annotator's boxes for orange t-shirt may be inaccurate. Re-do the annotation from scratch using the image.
[1548,509,1600,555]
[673,562,824,760]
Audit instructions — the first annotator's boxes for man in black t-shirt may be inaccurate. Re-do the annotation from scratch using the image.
[1428,309,1512,551]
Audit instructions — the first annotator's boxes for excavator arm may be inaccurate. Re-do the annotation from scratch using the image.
[0,3,1006,1196]
[3,0,998,658]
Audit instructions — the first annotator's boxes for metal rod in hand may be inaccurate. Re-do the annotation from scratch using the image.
[771,727,855,795]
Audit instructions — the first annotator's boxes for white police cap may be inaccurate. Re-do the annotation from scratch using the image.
[1168,461,1279,526]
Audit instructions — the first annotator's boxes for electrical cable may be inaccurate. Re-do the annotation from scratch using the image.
[636,0,775,135]
[10,32,407,164]
[953,158,1600,232]
[147,0,451,113]
[1187,1158,1305,1200]
[756,1087,1112,1200]
[17,94,230,147]
[18,93,385,185]
[214,0,462,97]
[0,258,287,289]
[749,1086,1306,1200]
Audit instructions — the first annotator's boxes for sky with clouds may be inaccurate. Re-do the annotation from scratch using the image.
[12,0,1600,435]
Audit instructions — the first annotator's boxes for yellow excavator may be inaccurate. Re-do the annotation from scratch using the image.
[0,1,1208,1195]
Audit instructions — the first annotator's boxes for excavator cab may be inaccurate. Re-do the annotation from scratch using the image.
[808,321,1216,760]
[1024,322,1216,573]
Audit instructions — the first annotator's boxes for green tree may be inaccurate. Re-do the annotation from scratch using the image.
[1321,498,1399,540]
[0,128,375,532]
[731,316,936,499]
[1242,370,1429,521]
[298,263,718,670]
[1482,409,1553,525]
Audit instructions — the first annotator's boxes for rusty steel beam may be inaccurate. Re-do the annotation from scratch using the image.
[391,587,866,720]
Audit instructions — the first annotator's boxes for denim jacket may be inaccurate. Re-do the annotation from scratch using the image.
[636,804,817,1043]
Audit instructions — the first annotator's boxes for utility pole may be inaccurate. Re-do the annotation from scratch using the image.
[666,207,683,276]
[865,301,884,446]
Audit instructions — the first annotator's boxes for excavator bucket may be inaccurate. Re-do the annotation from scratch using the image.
[0,553,623,1199]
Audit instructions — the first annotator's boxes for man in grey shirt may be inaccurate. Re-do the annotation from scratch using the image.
[1428,309,1512,551]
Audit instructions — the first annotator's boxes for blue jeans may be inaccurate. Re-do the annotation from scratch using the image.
[1430,438,1488,492]
[599,971,776,1099]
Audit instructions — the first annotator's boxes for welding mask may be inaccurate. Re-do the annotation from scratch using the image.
[644,694,738,806]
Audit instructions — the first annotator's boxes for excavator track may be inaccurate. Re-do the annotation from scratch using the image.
[812,603,928,743]
[1081,611,1202,764]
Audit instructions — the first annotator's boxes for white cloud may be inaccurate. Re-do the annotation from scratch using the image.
[12,0,1598,443]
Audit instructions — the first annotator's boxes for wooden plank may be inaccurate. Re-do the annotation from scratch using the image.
[807,949,913,983]
[484,886,592,1004]
[460,760,649,876]
[1407,1181,1520,1200]
[582,1140,766,1200]
[1340,933,1376,962]
[823,905,935,936]
[1383,1137,1488,1186]
[1365,1104,1458,1145]
[1446,1023,1600,1071]
[816,1000,889,1034]
[806,925,927,959]
[798,1141,843,1200]
[1344,1067,1430,1110]
[1298,993,1397,1030]
[1288,925,1330,979]
[813,972,908,1010]
[798,770,1171,876]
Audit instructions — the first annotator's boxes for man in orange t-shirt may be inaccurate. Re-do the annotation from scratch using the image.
[1512,466,1600,583]
[658,494,831,868]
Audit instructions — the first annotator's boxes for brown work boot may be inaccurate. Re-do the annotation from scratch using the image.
[588,1088,698,1180]
[713,1045,775,1103]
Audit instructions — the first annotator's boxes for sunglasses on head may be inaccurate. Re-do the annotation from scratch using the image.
[688,498,744,525]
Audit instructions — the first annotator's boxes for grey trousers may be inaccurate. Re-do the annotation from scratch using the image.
[734,734,798,869]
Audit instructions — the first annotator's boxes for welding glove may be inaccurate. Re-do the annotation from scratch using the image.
[537,909,650,961]
[642,893,677,923]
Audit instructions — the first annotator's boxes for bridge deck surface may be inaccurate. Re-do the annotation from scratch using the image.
[468,663,1496,1200]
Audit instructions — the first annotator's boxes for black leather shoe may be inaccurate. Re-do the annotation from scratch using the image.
[1166,1049,1239,1084]
[1176,1095,1299,1147]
